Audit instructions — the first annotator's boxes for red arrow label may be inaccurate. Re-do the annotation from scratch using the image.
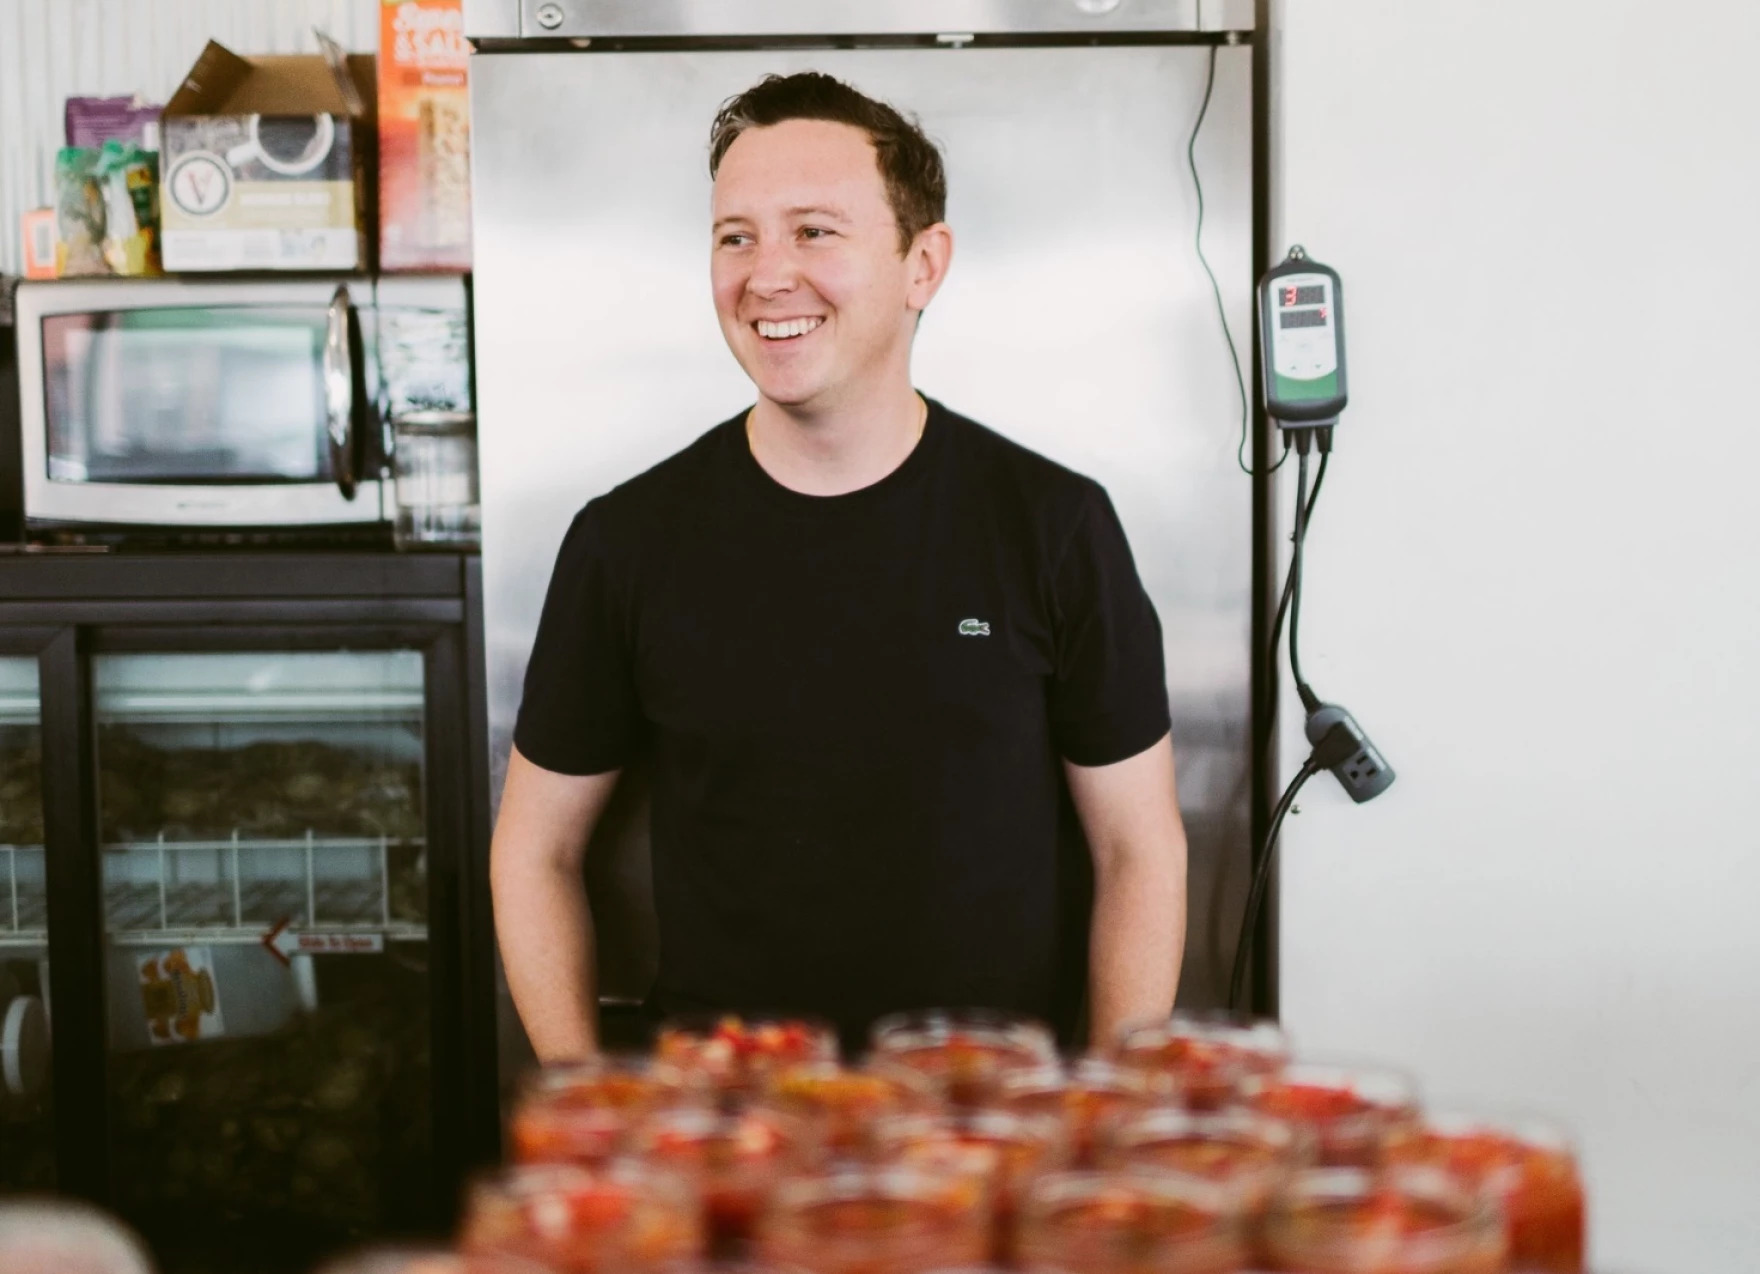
[260,916,292,968]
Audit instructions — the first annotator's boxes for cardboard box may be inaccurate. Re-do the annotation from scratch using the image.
[378,0,471,271]
[159,36,375,272]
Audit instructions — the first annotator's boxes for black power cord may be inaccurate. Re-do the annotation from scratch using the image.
[1188,44,1287,479]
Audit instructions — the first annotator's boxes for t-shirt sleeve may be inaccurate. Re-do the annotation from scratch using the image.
[512,504,641,776]
[1047,483,1172,767]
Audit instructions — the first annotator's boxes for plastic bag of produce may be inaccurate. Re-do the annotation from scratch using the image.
[54,148,107,276]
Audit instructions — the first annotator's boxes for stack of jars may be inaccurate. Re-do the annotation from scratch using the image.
[453,1010,1587,1274]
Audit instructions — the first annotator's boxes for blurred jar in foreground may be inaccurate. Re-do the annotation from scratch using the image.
[868,1009,1057,1107]
[1384,1114,1585,1272]
[1260,1166,1507,1274]
[655,1016,839,1095]
[392,409,480,551]
[317,1248,551,1274]
[763,1060,938,1156]
[634,1103,820,1259]
[459,1161,700,1273]
[1017,1168,1245,1274]
[1243,1062,1420,1168]
[1113,1013,1291,1111]
[996,1057,1158,1166]
[874,1108,1069,1263]
[1097,1106,1308,1217]
[0,1199,154,1274]
[758,1163,992,1274]
[511,1056,701,1166]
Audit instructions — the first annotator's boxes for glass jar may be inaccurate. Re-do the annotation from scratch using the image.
[1383,1114,1586,1272]
[1113,1012,1291,1111]
[510,1056,703,1166]
[633,1103,820,1259]
[1242,1062,1420,1168]
[316,1249,552,1274]
[763,1060,939,1156]
[1017,1168,1245,1274]
[996,1058,1158,1166]
[1097,1107,1308,1217]
[1260,1166,1507,1274]
[391,409,479,550]
[758,1163,992,1274]
[654,1014,839,1095]
[874,1108,1069,1264]
[868,1009,1057,1108]
[459,1161,701,1274]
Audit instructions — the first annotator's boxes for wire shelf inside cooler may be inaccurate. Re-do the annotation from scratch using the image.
[0,844,48,945]
[94,833,428,945]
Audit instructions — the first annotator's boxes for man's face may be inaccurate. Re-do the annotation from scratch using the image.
[711,118,936,413]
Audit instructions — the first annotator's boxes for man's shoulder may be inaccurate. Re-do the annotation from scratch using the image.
[573,413,742,532]
[935,400,1109,524]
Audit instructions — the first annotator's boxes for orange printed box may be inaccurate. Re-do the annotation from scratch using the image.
[378,0,471,272]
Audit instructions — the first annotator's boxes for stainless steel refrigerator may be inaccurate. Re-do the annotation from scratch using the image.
[465,0,1262,1069]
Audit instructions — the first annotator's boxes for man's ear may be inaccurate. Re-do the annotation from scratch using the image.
[906,222,955,314]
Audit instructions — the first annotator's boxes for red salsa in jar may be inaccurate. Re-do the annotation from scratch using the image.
[997,1058,1158,1167]
[758,1163,992,1274]
[763,1061,938,1156]
[655,1016,837,1093]
[874,1109,1068,1264]
[1261,1166,1507,1274]
[510,1058,700,1166]
[633,1103,819,1260]
[1097,1107,1307,1217]
[1113,1014,1290,1111]
[459,1161,701,1274]
[1243,1062,1419,1168]
[869,1010,1057,1108]
[1384,1115,1585,1272]
[1017,1168,1244,1274]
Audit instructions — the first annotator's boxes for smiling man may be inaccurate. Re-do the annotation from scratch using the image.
[491,73,1188,1057]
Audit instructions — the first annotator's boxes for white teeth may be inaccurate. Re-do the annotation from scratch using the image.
[757,317,822,339]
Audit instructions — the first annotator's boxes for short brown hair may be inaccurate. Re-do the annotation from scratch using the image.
[709,73,947,255]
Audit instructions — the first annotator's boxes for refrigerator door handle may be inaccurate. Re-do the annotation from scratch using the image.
[324,285,361,501]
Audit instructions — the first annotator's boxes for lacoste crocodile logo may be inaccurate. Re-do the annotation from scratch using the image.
[958,618,991,637]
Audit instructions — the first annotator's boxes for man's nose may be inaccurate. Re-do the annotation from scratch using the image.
[746,238,798,298]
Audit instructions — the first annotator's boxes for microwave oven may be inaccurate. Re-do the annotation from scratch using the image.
[8,276,469,535]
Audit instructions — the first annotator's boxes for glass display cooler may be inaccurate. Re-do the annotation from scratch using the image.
[0,554,497,1274]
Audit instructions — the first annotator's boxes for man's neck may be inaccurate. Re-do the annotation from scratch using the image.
[747,380,927,497]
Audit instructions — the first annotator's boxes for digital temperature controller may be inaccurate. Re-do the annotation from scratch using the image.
[1258,249,1347,425]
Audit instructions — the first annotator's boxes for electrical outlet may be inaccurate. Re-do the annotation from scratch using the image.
[1304,703,1396,803]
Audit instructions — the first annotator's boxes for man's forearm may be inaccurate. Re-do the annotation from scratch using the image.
[493,854,600,1061]
[1087,843,1186,1048]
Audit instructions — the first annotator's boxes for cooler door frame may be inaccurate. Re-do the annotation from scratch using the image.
[0,559,497,1234]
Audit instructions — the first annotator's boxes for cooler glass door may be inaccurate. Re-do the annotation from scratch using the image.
[0,655,53,1189]
[93,649,430,1271]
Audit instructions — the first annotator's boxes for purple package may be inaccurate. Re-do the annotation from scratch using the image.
[65,96,162,151]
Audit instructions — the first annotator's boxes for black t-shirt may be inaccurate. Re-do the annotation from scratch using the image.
[515,397,1170,1043]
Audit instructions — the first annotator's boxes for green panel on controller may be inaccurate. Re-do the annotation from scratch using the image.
[1273,369,1339,404]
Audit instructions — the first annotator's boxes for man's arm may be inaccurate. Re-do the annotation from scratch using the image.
[1064,732,1188,1049]
[490,744,622,1061]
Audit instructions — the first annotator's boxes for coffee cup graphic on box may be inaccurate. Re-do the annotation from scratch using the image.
[159,35,373,271]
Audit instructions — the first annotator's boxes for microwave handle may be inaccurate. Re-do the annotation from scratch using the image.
[323,286,362,500]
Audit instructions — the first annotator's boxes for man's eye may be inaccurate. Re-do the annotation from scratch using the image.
[800,226,832,240]
[718,233,751,247]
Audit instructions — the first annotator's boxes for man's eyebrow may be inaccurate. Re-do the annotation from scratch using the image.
[786,205,852,222]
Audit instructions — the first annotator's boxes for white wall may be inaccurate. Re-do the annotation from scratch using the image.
[1273,2,1760,1271]
[0,0,379,275]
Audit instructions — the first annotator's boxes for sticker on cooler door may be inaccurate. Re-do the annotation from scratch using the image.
[137,946,225,1045]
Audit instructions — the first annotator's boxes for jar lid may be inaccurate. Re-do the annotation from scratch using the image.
[393,409,476,435]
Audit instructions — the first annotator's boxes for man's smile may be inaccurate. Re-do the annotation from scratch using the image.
[754,316,825,341]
